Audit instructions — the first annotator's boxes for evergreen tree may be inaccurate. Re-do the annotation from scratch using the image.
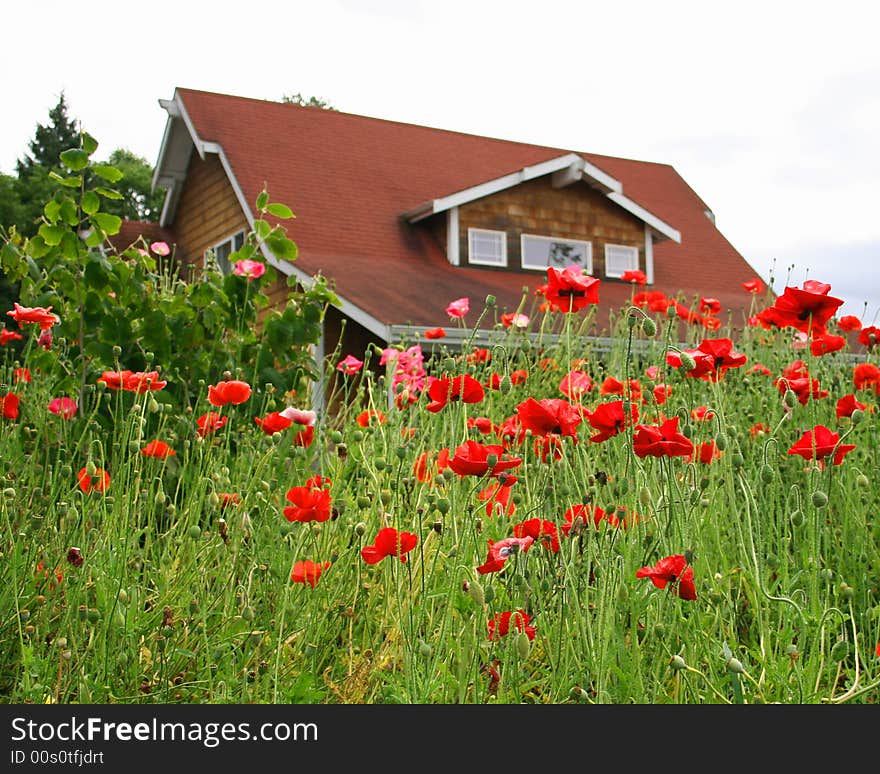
[15,92,80,174]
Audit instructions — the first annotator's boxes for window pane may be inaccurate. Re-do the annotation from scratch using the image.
[521,235,591,272]
[215,239,232,275]
[604,244,638,277]
[468,229,506,266]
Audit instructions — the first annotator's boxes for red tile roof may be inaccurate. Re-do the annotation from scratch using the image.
[169,87,765,334]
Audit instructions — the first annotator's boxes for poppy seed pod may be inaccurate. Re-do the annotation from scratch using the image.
[485,294,496,307]
[679,352,697,371]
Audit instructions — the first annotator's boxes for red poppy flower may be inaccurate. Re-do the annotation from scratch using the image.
[853,362,880,393]
[488,610,536,641]
[254,411,293,435]
[7,302,60,330]
[836,394,866,419]
[424,327,446,339]
[688,440,722,465]
[477,536,534,574]
[747,363,772,377]
[13,368,30,383]
[356,409,387,427]
[621,269,647,285]
[218,493,241,509]
[690,406,716,421]
[1,393,20,420]
[291,560,331,588]
[650,383,672,405]
[361,527,418,564]
[836,315,862,333]
[500,312,530,328]
[197,411,227,437]
[35,562,63,591]
[701,316,722,331]
[141,440,176,458]
[858,326,880,349]
[670,338,747,382]
[634,290,673,312]
[468,416,497,435]
[632,417,694,459]
[533,433,567,462]
[636,554,697,600]
[413,447,451,484]
[605,505,645,529]
[515,397,582,438]
[544,266,601,312]
[445,297,470,318]
[293,425,315,447]
[559,371,594,400]
[674,302,702,325]
[448,439,522,478]
[46,397,77,419]
[586,399,637,443]
[77,466,110,494]
[426,374,485,412]
[775,360,828,405]
[208,379,252,406]
[742,278,765,294]
[513,518,559,553]
[756,282,844,337]
[749,422,771,437]
[510,369,528,385]
[67,547,84,567]
[283,485,332,523]
[467,348,492,365]
[700,297,721,315]
[478,475,518,517]
[787,425,856,466]
[810,333,846,357]
[561,503,607,535]
[0,328,23,345]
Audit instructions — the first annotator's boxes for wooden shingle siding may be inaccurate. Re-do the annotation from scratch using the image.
[457,177,645,278]
[173,154,249,271]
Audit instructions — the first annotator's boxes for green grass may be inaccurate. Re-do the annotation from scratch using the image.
[2,296,878,705]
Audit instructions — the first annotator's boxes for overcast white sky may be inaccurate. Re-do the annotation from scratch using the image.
[3,0,879,320]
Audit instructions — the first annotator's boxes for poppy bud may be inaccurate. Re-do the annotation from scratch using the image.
[436,498,450,514]
[731,452,744,469]
[760,464,774,484]
[679,352,697,371]
[851,409,865,424]
[485,294,496,308]
[356,495,370,510]
[726,657,745,674]
[380,489,392,506]
[783,389,798,409]
[499,375,512,393]
[483,584,496,604]
[819,568,834,583]
[117,589,128,605]
[639,487,652,507]
[466,580,485,606]
[811,490,828,508]
[374,457,387,471]
[837,582,854,600]
[671,655,687,671]
[714,433,727,451]
[515,631,531,660]
[418,640,433,659]
[627,312,638,328]
[642,316,657,336]
[486,454,498,469]
[830,640,849,662]
[666,305,677,319]
[354,522,367,536]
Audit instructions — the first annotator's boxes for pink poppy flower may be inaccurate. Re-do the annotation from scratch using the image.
[48,397,77,419]
[232,259,266,280]
[445,297,470,318]
[337,354,364,374]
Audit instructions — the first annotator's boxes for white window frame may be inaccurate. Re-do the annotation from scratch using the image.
[520,234,592,273]
[467,227,507,267]
[604,243,639,278]
[204,230,246,275]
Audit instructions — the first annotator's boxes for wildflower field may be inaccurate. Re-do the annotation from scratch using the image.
[1,144,878,706]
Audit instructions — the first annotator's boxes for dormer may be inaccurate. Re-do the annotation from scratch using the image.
[403,153,680,285]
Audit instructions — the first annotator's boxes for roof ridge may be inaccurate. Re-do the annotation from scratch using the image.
[174,86,670,169]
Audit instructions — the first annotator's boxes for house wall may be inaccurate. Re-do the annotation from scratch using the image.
[457,176,645,278]
[172,153,250,273]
